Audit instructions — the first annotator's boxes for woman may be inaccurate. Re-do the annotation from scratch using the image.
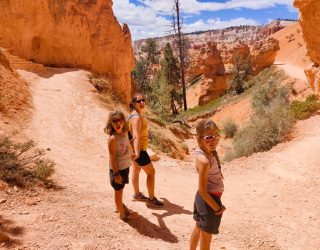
[190,119,226,250]
[128,94,164,207]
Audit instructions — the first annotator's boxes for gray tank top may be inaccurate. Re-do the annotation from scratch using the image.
[109,133,132,170]
[195,148,224,193]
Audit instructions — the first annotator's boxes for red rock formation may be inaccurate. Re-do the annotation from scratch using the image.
[0,50,31,115]
[188,38,279,105]
[219,41,250,65]
[188,42,228,105]
[0,0,134,103]
[294,0,320,92]
[251,38,280,74]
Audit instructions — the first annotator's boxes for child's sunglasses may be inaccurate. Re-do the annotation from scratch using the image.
[202,135,218,142]
[112,118,123,124]
[135,98,145,104]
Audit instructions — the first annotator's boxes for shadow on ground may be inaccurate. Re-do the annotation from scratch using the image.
[127,197,192,243]
[0,216,25,248]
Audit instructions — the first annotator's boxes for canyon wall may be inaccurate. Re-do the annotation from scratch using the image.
[0,0,134,102]
[294,0,320,92]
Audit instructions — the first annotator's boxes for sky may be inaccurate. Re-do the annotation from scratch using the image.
[113,0,298,41]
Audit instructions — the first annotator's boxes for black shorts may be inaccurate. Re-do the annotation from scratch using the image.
[135,150,151,166]
[109,168,129,191]
[193,192,223,234]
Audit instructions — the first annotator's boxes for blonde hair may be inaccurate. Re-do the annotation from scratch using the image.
[104,111,128,135]
[196,119,219,137]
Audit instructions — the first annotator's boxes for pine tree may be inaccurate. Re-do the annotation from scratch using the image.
[161,43,181,115]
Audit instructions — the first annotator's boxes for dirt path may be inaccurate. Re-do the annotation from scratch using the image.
[1,67,320,249]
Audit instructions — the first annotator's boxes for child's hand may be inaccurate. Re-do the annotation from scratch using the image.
[215,205,226,216]
[114,175,123,184]
[131,153,140,160]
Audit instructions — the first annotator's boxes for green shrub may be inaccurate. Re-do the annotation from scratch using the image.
[180,143,189,154]
[225,80,294,161]
[148,129,171,153]
[222,119,238,138]
[290,95,320,120]
[88,74,111,93]
[34,159,55,181]
[0,136,56,187]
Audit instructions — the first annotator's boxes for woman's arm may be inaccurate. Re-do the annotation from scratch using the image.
[130,116,141,158]
[108,135,122,183]
[197,155,221,212]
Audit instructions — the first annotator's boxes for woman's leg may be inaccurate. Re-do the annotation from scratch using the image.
[115,189,125,218]
[190,224,200,250]
[141,162,155,199]
[132,161,141,195]
[199,230,212,250]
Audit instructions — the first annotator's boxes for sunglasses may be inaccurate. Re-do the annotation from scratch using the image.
[202,135,219,142]
[112,118,123,124]
[135,98,145,104]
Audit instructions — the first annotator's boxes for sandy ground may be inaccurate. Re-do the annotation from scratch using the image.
[1,66,320,250]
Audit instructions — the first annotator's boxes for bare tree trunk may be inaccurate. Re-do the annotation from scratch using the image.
[174,0,187,111]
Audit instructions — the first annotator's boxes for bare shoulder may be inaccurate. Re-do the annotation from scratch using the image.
[196,154,210,167]
[108,135,116,144]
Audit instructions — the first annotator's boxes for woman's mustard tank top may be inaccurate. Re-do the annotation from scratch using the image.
[128,113,148,150]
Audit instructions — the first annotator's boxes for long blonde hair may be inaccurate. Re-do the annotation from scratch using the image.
[104,111,128,135]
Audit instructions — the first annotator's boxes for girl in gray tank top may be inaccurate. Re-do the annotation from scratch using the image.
[190,119,226,250]
[105,111,134,221]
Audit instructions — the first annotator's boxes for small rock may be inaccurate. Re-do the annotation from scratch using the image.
[6,189,13,195]
[25,198,39,206]
[13,186,19,192]
[0,199,6,204]
[19,211,29,215]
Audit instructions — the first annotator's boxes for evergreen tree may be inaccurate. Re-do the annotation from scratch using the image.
[229,55,252,95]
[141,38,160,64]
[161,43,181,115]
[133,57,151,93]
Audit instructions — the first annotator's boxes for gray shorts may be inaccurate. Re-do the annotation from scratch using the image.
[193,192,223,234]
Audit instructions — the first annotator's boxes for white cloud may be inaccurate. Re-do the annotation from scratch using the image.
[183,18,259,33]
[113,0,294,40]
[140,0,294,14]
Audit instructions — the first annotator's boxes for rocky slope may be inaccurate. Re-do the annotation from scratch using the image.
[0,0,134,103]
[0,50,30,116]
[294,0,320,92]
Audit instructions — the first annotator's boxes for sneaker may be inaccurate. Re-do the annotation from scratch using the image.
[147,197,164,207]
[132,192,148,202]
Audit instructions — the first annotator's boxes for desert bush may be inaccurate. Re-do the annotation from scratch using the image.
[88,74,111,93]
[148,129,171,153]
[180,143,189,154]
[290,95,320,120]
[222,119,238,138]
[34,159,55,181]
[226,80,294,161]
[0,136,55,187]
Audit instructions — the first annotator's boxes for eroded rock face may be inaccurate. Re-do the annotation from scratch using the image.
[188,42,228,105]
[0,50,31,115]
[251,38,280,74]
[188,38,279,106]
[0,0,134,103]
[305,67,320,92]
[294,0,320,92]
